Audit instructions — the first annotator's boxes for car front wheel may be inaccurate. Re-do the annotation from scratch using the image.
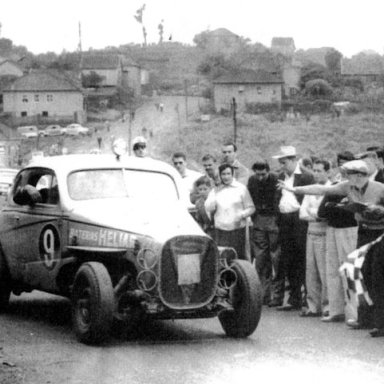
[0,247,11,312]
[72,262,115,344]
[219,259,262,338]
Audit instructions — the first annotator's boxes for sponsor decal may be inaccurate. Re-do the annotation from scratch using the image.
[39,225,61,270]
[69,224,136,249]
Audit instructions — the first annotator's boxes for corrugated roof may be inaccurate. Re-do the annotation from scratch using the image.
[81,54,121,69]
[214,69,283,84]
[3,70,83,92]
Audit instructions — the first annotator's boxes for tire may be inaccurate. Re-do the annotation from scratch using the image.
[72,262,115,344]
[219,259,262,338]
[0,248,11,312]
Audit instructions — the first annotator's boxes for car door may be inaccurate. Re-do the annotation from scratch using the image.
[0,167,63,291]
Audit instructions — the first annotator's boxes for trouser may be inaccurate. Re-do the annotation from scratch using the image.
[277,211,307,307]
[325,226,358,318]
[251,215,283,304]
[305,232,328,314]
[369,238,384,329]
[359,227,384,327]
[214,227,246,260]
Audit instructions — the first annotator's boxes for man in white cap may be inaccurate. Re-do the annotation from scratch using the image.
[273,146,314,311]
[279,159,384,332]
[132,136,148,158]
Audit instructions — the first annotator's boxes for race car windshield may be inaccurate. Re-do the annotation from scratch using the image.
[68,169,179,202]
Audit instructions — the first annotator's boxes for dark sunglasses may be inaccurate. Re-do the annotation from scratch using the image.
[134,144,146,150]
[173,161,184,165]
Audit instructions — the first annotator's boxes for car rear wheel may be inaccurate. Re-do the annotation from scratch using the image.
[0,248,11,312]
[72,262,115,344]
[219,259,262,338]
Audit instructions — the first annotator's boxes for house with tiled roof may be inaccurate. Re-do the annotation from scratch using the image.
[341,56,384,84]
[80,54,122,87]
[3,70,85,123]
[213,69,283,112]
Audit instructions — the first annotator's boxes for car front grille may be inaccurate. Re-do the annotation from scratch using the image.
[159,236,218,309]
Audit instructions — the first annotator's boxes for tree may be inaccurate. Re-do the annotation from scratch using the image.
[305,79,333,98]
[158,20,164,44]
[134,4,147,46]
[81,71,103,88]
[193,30,211,50]
[325,48,342,73]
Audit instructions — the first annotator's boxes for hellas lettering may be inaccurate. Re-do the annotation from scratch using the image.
[70,227,134,248]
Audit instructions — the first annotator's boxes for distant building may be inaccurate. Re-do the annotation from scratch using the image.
[213,69,283,112]
[80,54,122,87]
[3,70,85,123]
[81,54,142,98]
[121,56,141,98]
[341,57,383,85]
[282,59,302,96]
[271,37,296,57]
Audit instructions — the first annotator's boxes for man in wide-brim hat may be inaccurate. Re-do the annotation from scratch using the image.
[272,146,314,311]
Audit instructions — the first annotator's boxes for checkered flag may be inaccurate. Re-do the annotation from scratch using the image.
[340,235,384,308]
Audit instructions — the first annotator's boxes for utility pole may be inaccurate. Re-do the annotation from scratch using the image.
[232,97,237,145]
[184,80,189,121]
[128,108,134,155]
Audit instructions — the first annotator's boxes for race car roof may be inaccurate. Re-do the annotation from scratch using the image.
[26,154,179,177]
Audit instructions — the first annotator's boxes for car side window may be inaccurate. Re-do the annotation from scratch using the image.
[13,168,59,205]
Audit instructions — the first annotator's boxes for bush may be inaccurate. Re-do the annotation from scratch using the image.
[245,102,280,114]
[305,79,333,98]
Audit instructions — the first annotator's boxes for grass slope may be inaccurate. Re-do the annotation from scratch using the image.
[154,112,384,171]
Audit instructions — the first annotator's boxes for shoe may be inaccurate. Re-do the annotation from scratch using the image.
[370,328,384,337]
[346,319,372,330]
[300,310,321,318]
[321,314,345,322]
[276,303,301,311]
[268,300,283,308]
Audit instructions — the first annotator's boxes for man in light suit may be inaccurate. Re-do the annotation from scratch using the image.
[273,146,314,310]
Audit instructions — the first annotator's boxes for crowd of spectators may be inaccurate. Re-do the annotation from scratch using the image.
[168,141,384,339]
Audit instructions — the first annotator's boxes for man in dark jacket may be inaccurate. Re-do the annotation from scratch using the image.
[248,160,283,306]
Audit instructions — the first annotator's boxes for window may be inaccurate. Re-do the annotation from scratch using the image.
[68,169,178,204]
[42,111,48,117]
[13,168,59,205]
[22,95,28,103]
[257,87,262,95]
[47,94,53,102]
[21,111,27,117]
[272,89,277,95]
[34,95,39,102]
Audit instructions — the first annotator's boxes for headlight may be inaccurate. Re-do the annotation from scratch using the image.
[137,270,158,291]
[137,248,158,269]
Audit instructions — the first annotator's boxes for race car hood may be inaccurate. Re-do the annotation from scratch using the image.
[68,198,205,242]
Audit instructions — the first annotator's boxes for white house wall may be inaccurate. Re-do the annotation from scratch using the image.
[3,91,84,117]
[214,83,282,112]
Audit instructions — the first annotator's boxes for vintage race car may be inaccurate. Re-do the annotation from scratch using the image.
[0,151,262,344]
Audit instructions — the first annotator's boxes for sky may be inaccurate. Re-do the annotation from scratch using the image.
[1,0,384,57]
